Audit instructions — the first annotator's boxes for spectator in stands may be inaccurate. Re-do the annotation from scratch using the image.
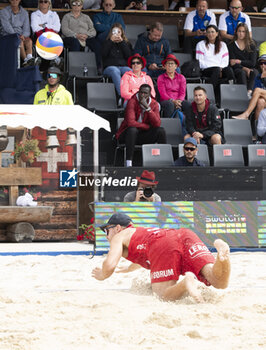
[123,170,161,202]
[174,137,205,166]
[169,0,197,11]
[93,0,125,43]
[257,109,266,143]
[183,0,217,55]
[196,25,234,97]
[218,0,252,42]
[83,0,101,9]
[33,66,73,104]
[120,53,155,105]
[233,55,266,120]
[125,0,147,10]
[134,22,172,78]
[102,23,132,96]
[157,54,186,117]
[228,22,258,98]
[115,84,166,167]
[185,86,224,145]
[0,0,36,66]
[31,0,61,68]
[61,0,102,73]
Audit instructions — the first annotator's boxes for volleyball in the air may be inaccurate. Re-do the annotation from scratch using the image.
[36,32,63,60]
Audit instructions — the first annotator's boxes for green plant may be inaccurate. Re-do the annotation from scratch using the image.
[12,138,41,163]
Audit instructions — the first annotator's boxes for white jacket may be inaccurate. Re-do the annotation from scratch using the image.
[31,10,60,34]
[196,40,229,69]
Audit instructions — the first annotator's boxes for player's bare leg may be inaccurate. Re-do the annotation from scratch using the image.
[152,272,203,303]
[201,239,231,289]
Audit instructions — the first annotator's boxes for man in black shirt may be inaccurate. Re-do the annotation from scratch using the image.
[175,137,205,166]
[185,86,224,145]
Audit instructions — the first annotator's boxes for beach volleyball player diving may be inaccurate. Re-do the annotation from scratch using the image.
[92,213,231,302]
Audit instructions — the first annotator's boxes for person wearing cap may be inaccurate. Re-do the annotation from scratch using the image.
[185,86,224,145]
[33,66,74,105]
[92,212,231,303]
[218,0,252,42]
[174,137,205,166]
[120,54,156,106]
[233,55,266,120]
[116,84,166,167]
[183,0,217,55]
[157,54,190,134]
[123,170,161,202]
[134,22,172,78]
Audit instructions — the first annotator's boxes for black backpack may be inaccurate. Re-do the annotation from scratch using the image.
[181,59,200,78]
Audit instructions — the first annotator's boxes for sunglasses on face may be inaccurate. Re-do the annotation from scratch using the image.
[132,61,141,65]
[104,225,116,236]
[39,0,49,3]
[184,146,197,151]
[259,61,266,65]
[230,6,241,9]
[72,1,82,5]
[104,3,113,6]
[47,73,58,79]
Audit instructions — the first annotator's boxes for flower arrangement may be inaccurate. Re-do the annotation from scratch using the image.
[78,217,95,241]
[20,186,41,201]
[12,138,41,163]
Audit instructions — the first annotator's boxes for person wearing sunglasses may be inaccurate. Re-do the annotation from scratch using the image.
[174,137,205,166]
[185,86,224,146]
[31,0,61,69]
[61,0,102,73]
[33,66,73,105]
[0,0,36,66]
[92,212,231,303]
[120,53,155,105]
[233,55,266,120]
[218,0,252,42]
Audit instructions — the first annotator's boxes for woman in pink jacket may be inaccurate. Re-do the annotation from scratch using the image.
[120,53,156,105]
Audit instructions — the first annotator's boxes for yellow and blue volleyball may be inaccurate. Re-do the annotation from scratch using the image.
[36,32,63,60]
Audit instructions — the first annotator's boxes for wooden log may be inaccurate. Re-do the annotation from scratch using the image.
[39,201,77,215]
[6,222,35,242]
[35,229,77,240]
[0,206,53,223]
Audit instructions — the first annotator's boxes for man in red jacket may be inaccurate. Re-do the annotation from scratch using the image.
[116,84,166,167]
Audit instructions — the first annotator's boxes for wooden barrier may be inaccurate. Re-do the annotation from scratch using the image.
[0,168,53,242]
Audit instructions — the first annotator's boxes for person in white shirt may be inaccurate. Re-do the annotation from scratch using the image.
[218,0,252,42]
[196,24,234,97]
[183,0,216,54]
[31,0,60,38]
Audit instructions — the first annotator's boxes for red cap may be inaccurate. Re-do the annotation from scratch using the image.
[161,54,180,67]
[127,53,146,68]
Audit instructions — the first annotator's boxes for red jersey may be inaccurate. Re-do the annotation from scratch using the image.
[127,227,215,285]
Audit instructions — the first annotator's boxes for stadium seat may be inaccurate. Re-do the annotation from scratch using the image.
[186,83,216,105]
[248,144,266,166]
[113,118,142,166]
[223,119,253,146]
[252,27,266,48]
[213,144,244,167]
[220,84,249,118]
[163,25,180,52]
[173,53,192,67]
[142,144,174,167]
[125,25,147,47]
[86,82,124,114]
[178,143,210,166]
[67,52,103,103]
[160,118,184,148]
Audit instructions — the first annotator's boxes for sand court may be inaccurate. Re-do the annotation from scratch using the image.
[0,247,265,350]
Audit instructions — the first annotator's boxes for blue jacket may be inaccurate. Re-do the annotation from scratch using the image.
[134,32,171,67]
[254,74,266,90]
[92,11,125,34]
[174,156,205,167]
